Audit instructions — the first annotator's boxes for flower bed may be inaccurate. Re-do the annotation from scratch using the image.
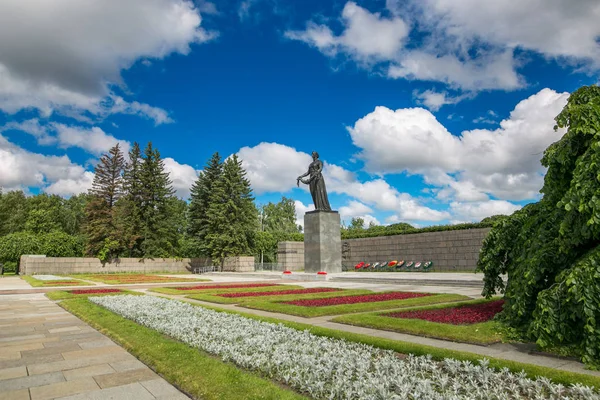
[283,292,431,307]
[32,275,71,281]
[89,295,599,400]
[69,289,123,295]
[175,283,278,291]
[386,299,505,325]
[218,288,339,298]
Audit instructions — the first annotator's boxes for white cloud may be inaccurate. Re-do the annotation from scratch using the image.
[0,0,215,121]
[0,119,56,145]
[294,200,315,229]
[237,142,312,194]
[421,0,600,66]
[339,200,373,218]
[237,142,446,221]
[286,1,600,91]
[413,89,473,111]
[449,200,521,222]
[0,134,93,195]
[285,2,409,63]
[52,124,131,156]
[163,157,199,199]
[348,88,569,201]
[238,0,254,21]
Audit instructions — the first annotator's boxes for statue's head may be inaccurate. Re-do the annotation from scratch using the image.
[312,151,319,160]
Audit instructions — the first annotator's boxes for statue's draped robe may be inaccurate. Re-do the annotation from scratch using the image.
[309,160,331,211]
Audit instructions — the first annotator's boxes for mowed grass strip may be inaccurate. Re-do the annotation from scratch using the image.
[46,288,145,301]
[68,273,205,285]
[59,298,308,400]
[151,283,296,295]
[185,301,600,390]
[187,289,373,305]
[22,275,88,287]
[332,298,505,345]
[242,292,470,317]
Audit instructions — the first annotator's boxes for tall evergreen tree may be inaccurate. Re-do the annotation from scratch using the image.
[84,144,126,258]
[205,154,257,269]
[187,152,222,256]
[139,142,177,257]
[117,142,145,256]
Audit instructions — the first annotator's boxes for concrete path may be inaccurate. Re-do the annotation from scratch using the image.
[0,293,189,400]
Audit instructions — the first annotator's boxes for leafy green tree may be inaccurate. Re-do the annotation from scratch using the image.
[478,85,600,366]
[139,142,178,257]
[61,194,89,235]
[0,190,28,235]
[258,196,298,233]
[348,217,365,231]
[187,152,222,256]
[84,144,126,259]
[205,154,257,269]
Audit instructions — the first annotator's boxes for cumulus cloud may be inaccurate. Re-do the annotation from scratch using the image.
[285,2,409,64]
[163,157,199,199]
[237,142,312,194]
[449,200,522,222]
[237,142,447,221]
[294,200,315,229]
[0,134,93,195]
[52,124,131,156]
[413,90,470,111]
[286,0,600,91]
[1,119,131,156]
[348,88,569,201]
[0,0,215,121]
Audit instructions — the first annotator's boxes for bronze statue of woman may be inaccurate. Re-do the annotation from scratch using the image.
[297,151,332,211]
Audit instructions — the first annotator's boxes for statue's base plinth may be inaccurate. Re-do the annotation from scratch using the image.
[304,211,342,273]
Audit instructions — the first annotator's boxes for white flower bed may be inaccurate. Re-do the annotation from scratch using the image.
[90,295,599,400]
[32,274,71,281]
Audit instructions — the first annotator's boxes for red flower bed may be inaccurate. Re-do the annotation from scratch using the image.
[218,288,339,298]
[385,300,505,325]
[69,289,123,295]
[174,283,279,291]
[43,281,80,285]
[283,292,431,307]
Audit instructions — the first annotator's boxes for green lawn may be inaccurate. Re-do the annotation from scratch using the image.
[60,298,308,400]
[67,273,206,285]
[187,289,372,304]
[22,275,88,287]
[332,298,505,344]
[46,289,145,301]
[242,292,470,317]
[150,283,299,295]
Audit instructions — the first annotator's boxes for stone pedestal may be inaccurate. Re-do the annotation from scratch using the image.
[304,211,342,273]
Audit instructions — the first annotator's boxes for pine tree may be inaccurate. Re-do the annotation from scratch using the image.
[187,152,222,256]
[139,142,177,257]
[117,142,144,256]
[84,144,125,258]
[205,154,257,270]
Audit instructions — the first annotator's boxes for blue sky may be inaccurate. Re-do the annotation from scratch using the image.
[0,0,599,228]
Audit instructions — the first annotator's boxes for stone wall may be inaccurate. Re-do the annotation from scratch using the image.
[277,241,304,271]
[220,256,255,272]
[19,256,242,275]
[279,227,491,272]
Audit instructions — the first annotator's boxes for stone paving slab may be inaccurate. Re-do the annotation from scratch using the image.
[0,293,189,400]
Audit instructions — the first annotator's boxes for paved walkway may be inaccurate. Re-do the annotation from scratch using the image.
[0,292,189,400]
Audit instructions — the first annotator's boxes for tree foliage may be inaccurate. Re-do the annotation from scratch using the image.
[84,144,126,259]
[204,154,257,268]
[188,152,222,256]
[477,85,600,366]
